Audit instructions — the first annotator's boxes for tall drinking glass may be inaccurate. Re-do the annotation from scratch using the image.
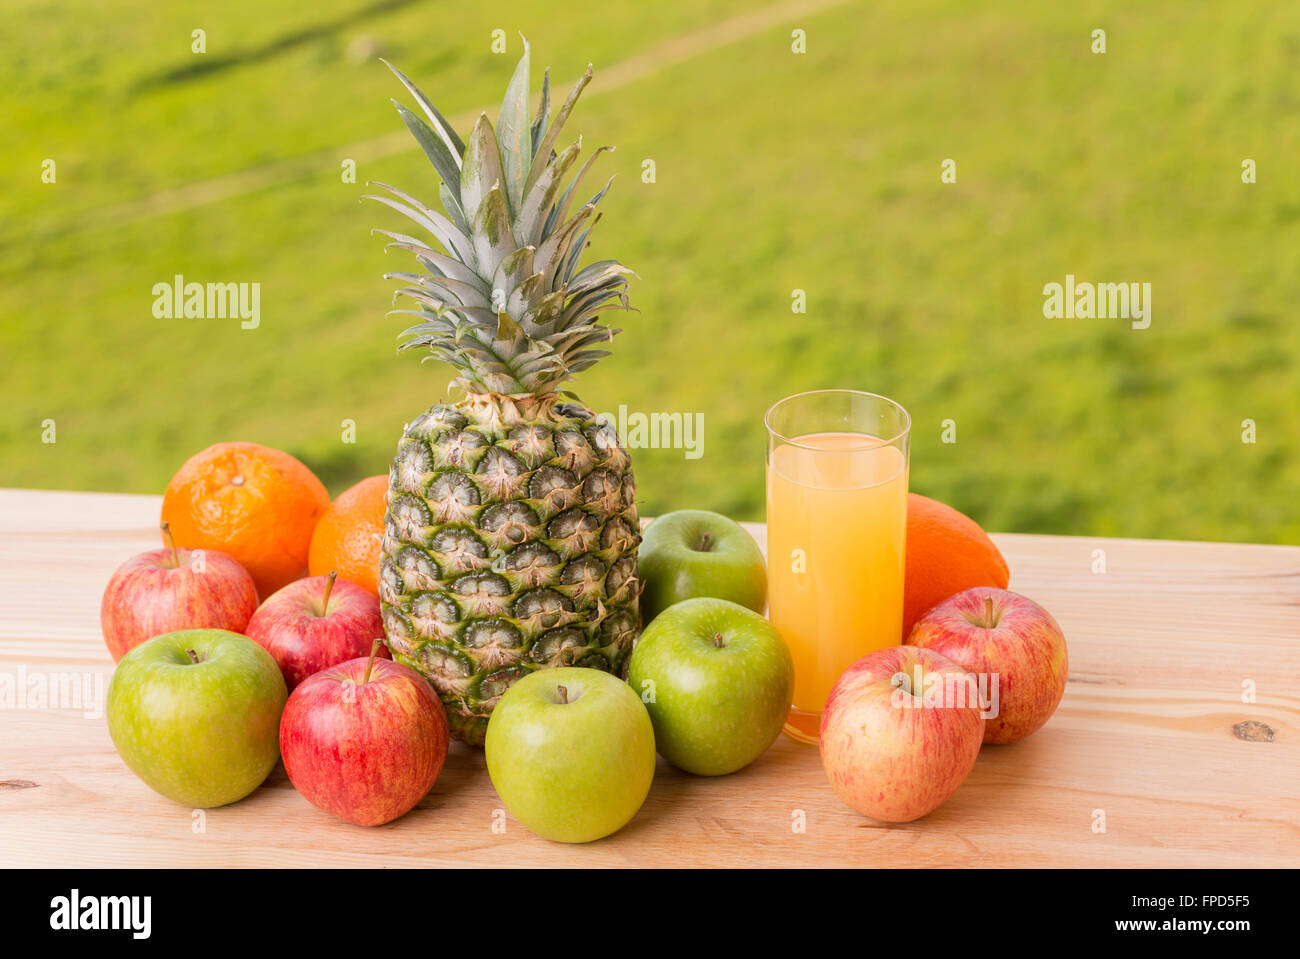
[765,390,911,743]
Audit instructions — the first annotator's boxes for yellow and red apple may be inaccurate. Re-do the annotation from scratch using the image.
[100,525,258,662]
[280,646,449,826]
[820,645,985,822]
[245,571,387,691]
[907,586,1067,744]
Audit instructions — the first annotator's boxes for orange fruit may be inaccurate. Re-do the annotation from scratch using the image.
[903,493,1010,640]
[161,442,330,599]
[308,475,388,596]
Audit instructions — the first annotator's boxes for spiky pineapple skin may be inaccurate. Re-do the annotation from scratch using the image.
[378,393,641,745]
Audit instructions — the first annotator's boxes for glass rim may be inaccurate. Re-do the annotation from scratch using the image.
[764,388,912,451]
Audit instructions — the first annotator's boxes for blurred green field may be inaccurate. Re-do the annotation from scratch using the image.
[3,0,1299,543]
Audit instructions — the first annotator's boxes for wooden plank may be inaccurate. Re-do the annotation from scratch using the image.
[0,488,1297,867]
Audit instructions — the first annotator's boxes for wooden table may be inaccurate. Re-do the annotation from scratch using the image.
[1,488,1297,867]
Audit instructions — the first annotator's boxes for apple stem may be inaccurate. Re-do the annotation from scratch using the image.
[984,595,995,628]
[361,638,383,684]
[185,648,199,664]
[557,684,569,705]
[160,521,179,567]
[321,570,338,613]
[697,531,713,552]
[713,632,726,648]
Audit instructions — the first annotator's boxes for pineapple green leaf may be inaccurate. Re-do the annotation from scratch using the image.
[381,59,465,158]
[371,229,486,289]
[566,299,631,332]
[494,310,525,343]
[579,175,615,218]
[398,274,493,310]
[393,312,454,338]
[566,303,629,335]
[506,272,547,319]
[461,114,507,228]
[523,64,593,197]
[568,260,639,296]
[496,37,532,213]
[547,327,621,361]
[565,350,614,374]
[393,101,462,197]
[516,353,567,381]
[515,138,582,249]
[524,288,568,331]
[563,288,632,322]
[546,150,612,239]
[563,295,630,332]
[492,246,537,298]
[472,186,517,278]
[421,302,493,325]
[366,193,474,270]
[395,336,435,354]
[393,305,495,337]
[447,306,505,332]
[560,214,601,286]
[552,174,614,259]
[440,183,469,235]
[534,204,594,288]
[530,68,551,159]
[365,181,476,268]
[561,209,612,285]
[391,286,452,311]
[384,271,446,289]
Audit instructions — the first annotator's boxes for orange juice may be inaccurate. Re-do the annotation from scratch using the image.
[766,432,908,742]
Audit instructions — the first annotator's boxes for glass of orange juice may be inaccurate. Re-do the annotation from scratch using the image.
[765,389,911,743]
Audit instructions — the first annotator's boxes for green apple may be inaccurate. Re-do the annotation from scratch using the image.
[638,509,766,623]
[485,667,655,843]
[107,629,287,807]
[628,597,794,776]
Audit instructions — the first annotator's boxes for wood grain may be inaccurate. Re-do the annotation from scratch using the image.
[1,488,1297,867]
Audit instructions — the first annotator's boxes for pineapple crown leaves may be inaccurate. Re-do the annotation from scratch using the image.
[367,38,636,396]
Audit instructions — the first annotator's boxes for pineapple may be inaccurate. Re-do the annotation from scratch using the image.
[368,44,641,745]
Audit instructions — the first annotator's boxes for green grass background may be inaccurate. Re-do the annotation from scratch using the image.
[3,0,1298,543]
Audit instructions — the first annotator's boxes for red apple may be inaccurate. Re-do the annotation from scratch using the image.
[280,642,449,826]
[907,586,1068,744]
[245,571,387,691]
[101,523,258,662]
[820,645,985,822]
